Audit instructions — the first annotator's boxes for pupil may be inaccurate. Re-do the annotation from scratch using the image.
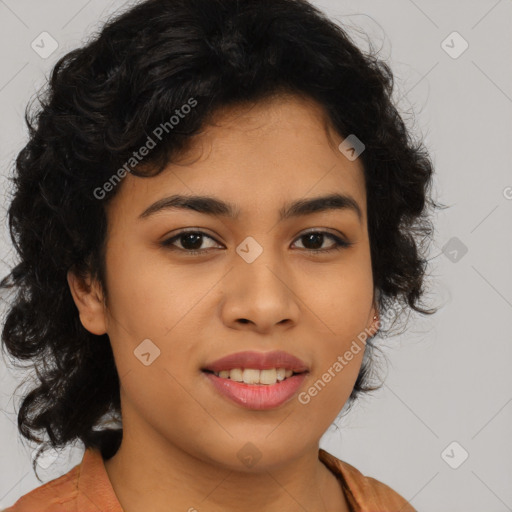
[305,233,323,249]
[182,233,202,250]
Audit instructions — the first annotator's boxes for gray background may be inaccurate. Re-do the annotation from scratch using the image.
[0,1,511,511]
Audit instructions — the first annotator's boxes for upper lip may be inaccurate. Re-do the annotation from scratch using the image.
[202,350,309,373]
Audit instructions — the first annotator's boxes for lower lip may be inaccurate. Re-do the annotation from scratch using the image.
[203,372,308,410]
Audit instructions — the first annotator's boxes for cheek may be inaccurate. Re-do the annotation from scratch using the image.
[118,359,210,445]
[103,246,212,377]
[292,351,364,436]
[103,243,192,338]
[303,256,374,335]
[296,257,371,417]
[305,328,365,414]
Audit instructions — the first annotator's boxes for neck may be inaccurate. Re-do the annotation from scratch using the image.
[103,430,349,512]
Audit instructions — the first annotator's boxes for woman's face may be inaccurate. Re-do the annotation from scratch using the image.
[72,93,378,470]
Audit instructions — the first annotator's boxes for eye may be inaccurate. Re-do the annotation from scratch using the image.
[291,230,352,253]
[160,229,352,256]
[160,230,222,255]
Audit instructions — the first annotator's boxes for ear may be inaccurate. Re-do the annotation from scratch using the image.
[67,266,108,335]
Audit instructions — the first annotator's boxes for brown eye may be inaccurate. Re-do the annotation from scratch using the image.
[160,230,222,255]
[160,229,352,256]
[292,231,352,253]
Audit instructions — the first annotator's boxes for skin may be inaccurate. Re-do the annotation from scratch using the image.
[68,92,379,512]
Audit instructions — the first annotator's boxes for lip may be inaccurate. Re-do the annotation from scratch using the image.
[203,372,308,410]
[201,350,309,373]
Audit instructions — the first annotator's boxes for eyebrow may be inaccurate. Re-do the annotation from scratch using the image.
[138,192,363,224]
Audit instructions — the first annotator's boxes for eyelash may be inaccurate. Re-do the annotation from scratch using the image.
[160,229,352,256]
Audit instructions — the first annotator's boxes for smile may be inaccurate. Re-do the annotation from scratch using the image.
[203,370,308,410]
[211,367,296,385]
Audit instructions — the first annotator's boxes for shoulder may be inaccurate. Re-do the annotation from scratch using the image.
[2,464,81,512]
[319,448,416,511]
[3,448,123,512]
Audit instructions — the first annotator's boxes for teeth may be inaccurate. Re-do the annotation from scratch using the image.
[258,369,277,385]
[213,368,296,385]
[229,368,243,382]
[243,368,261,384]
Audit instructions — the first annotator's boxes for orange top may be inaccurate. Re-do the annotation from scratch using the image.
[3,447,416,511]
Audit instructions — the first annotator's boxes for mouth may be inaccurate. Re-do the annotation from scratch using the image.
[201,367,306,386]
[201,350,309,410]
[202,350,309,374]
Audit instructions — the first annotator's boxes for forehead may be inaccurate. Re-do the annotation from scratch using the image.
[106,93,367,223]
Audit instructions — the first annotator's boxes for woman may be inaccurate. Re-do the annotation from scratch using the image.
[1,0,440,510]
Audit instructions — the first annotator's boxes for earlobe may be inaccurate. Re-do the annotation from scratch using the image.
[66,268,108,336]
[369,301,380,336]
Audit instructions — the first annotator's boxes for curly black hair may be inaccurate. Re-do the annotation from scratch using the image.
[0,0,443,480]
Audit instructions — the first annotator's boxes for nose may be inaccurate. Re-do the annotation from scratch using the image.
[219,243,301,334]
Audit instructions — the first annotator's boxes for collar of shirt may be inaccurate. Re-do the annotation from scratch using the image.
[4,447,416,512]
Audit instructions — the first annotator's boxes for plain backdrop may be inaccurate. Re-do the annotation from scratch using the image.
[0,1,511,511]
